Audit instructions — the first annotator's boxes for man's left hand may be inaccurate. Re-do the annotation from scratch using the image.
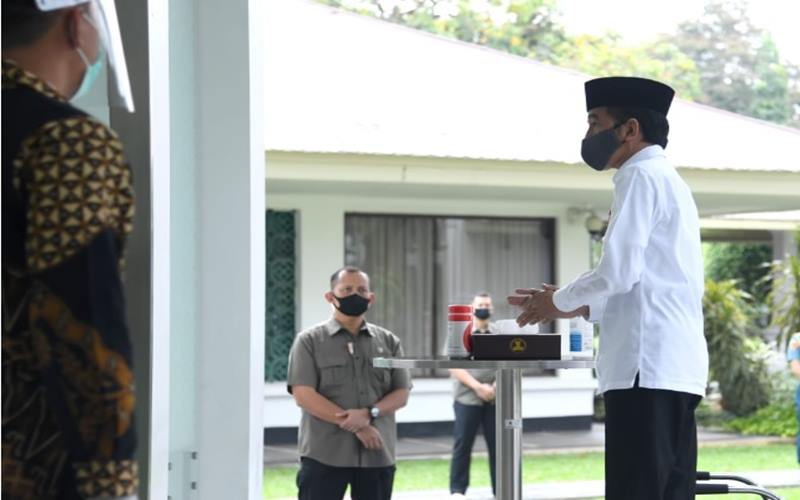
[508,288,562,326]
[336,408,371,433]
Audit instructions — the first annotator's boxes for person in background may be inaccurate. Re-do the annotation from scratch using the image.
[787,332,800,463]
[449,293,498,499]
[287,266,412,500]
[3,1,138,498]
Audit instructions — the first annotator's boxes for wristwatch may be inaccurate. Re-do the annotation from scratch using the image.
[369,406,380,420]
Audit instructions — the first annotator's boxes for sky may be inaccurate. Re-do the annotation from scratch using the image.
[557,0,800,65]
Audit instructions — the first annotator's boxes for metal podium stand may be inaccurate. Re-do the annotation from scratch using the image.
[373,356,594,500]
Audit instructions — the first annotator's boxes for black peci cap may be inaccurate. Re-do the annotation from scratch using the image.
[585,76,675,115]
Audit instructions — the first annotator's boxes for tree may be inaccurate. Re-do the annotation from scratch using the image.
[554,33,702,100]
[704,242,773,306]
[670,0,800,127]
[319,0,568,63]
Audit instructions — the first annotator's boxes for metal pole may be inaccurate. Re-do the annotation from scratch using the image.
[495,368,522,500]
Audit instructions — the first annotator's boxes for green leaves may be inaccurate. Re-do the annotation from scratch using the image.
[724,399,796,437]
[767,231,800,351]
[668,0,799,126]
[703,279,772,416]
[704,242,773,305]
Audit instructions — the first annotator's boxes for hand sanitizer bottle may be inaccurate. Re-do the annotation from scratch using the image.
[569,318,582,353]
[569,317,594,357]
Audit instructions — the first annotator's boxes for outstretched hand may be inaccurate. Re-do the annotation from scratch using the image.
[507,284,584,326]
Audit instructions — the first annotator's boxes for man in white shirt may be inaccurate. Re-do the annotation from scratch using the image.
[508,76,709,500]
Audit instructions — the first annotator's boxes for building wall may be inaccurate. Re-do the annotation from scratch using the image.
[264,173,599,427]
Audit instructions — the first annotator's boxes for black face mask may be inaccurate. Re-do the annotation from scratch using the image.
[333,293,370,317]
[474,308,491,320]
[581,124,622,171]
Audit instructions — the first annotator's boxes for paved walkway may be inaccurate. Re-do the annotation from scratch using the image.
[265,424,797,499]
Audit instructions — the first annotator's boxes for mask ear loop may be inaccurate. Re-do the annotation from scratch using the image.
[612,118,635,144]
[74,7,101,67]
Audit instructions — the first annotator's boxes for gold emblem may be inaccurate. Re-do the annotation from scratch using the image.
[509,337,527,353]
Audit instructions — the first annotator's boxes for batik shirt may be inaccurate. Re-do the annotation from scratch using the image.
[2,60,138,499]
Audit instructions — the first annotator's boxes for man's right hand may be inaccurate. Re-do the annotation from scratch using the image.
[355,425,384,450]
[474,383,496,402]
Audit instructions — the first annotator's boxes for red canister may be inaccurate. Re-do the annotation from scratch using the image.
[446,304,472,358]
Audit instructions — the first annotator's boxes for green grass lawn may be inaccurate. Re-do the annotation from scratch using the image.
[264,443,798,499]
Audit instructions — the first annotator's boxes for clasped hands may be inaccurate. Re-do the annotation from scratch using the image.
[507,284,587,326]
[336,408,384,450]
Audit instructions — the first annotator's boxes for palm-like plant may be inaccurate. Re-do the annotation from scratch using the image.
[703,279,771,416]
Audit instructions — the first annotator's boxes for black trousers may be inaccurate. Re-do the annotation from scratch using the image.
[604,379,702,500]
[449,401,497,495]
[296,457,395,500]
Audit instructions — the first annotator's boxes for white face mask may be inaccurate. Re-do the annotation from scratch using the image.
[71,11,104,101]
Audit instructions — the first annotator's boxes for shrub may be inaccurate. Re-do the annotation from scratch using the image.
[723,399,796,438]
[703,279,772,416]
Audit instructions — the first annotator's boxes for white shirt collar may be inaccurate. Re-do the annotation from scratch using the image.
[612,144,665,182]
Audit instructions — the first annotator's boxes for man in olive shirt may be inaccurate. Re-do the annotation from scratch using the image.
[287,266,412,500]
[449,293,498,499]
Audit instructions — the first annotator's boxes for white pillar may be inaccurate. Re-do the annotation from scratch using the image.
[298,201,345,329]
[194,0,265,498]
[167,0,199,496]
[111,0,171,497]
[555,211,593,379]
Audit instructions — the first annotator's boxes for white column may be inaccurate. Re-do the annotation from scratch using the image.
[297,201,345,329]
[773,230,799,260]
[111,0,171,497]
[195,0,265,498]
[167,0,199,495]
[555,211,593,379]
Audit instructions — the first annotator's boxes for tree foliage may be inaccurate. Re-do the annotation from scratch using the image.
[319,0,568,63]
[704,242,773,305]
[669,0,800,126]
[554,33,702,99]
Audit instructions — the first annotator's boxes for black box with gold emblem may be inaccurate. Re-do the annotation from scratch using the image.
[471,334,561,360]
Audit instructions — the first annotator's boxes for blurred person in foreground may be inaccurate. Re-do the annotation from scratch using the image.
[2,0,138,498]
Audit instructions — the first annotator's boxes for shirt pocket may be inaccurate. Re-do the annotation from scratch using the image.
[317,353,351,396]
[367,342,392,394]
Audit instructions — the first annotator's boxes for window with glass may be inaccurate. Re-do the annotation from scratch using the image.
[345,214,555,376]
